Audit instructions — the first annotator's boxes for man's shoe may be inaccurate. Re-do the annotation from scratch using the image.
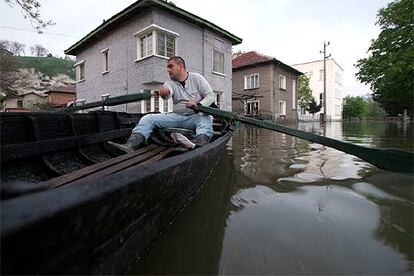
[108,133,146,153]
[195,134,210,147]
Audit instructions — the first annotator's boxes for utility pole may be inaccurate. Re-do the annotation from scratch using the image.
[320,41,331,122]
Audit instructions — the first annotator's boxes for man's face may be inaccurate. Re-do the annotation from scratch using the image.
[167,60,183,80]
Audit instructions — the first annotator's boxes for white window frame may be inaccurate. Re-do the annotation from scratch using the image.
[134,24,179,62]
[292,79,296,109]
[319,69,324,81]
[101,48,109,74]
[279,75,286,90]
[74,59,85,82]
[212,50,225,75]
[244,73,259,90]
[279,100,286,116]
[141,90,173,113]
[244,100,260,116]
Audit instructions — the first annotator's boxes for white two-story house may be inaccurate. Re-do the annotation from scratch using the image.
[292,58,344,121]
[65,0,242,112]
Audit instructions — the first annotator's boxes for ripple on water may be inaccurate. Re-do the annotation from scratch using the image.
[352,182,402,201]
[289,164,307,170]
[278,172,325,184]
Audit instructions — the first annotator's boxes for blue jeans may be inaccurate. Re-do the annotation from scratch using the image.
[132,113,214,140]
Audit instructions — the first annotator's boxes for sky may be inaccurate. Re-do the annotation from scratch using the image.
[0,0,391,97]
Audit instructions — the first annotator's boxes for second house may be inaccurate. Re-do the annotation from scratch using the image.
[232,51,302,122]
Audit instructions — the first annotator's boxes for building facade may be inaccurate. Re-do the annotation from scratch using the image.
[45,85,76,107]
[65,0,241,113]
[292,58,344,121]
[2,92,47,112]
[232,52,302,122]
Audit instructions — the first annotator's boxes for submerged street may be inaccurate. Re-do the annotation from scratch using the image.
[129,121,413,275]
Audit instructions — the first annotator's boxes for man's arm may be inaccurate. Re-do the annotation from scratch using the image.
[160,85,170,99]
[198,92,215,107]
[196,73,215,107]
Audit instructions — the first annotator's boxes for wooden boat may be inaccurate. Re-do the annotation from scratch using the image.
[0,110,232,274]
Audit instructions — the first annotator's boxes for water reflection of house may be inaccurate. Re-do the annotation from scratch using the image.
[231,125,300,184]
[232,51,302,122]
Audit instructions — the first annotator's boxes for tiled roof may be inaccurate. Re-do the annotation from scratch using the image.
[47,85,76,94]
[232,51,302,75]
[232,51,274,69]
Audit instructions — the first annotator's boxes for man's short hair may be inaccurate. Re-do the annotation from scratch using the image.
[168,56,186,69]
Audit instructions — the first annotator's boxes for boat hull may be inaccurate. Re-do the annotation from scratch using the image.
[1,132,231,274]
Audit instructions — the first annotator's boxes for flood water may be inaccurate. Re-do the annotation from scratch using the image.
[128,122,414,275]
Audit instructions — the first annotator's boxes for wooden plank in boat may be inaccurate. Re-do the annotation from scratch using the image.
[74,146,168,184]
[44,144,158,188]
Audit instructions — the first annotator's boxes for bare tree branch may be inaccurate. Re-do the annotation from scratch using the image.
[5,0,55,33]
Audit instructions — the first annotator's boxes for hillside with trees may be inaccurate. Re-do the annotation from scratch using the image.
[1,40,75,100]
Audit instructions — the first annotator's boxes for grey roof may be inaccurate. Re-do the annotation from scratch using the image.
[65,0,242,55]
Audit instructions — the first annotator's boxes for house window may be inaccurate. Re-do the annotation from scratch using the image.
[279,100,286,116]
[163,98,170,113]
[139,32,153,58]
[141,90,171,113]
[213,50,224,74]
[74,60,85,82]
[153,91,160,111]
[279,75,286,90]
[101,48,109,73]
[145,98,151,112]
[17,98,23,108]
[292,79,296,109]
[245,100,260,116]
[157,32,175,57]
[335,72,342,86]
[319,69,324,81]
[335,88,342,99]
[319,93,324,106]
[214,92,221,109]
[135,24,179,60]
[244,73,259,89]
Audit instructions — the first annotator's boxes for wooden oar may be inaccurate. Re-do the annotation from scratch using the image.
[195,105,414,174]
[65,93,151,112]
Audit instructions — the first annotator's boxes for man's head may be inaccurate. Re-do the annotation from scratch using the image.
[167,56,187,81]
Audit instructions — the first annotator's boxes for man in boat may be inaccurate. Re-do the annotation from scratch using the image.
[112,56,215,152]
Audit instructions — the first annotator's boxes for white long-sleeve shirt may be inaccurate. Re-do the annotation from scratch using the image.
[163,72,215,115]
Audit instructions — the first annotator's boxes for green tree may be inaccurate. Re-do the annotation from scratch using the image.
[307,98,321,115]
[343,96,369,118]
[355,0,413,116]
[297,75,314,110]
[366,99,387,118]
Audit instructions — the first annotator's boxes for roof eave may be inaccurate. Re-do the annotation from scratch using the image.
[233,59,303,75]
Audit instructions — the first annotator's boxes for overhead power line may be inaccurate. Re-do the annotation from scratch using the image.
[0,25,80,38]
